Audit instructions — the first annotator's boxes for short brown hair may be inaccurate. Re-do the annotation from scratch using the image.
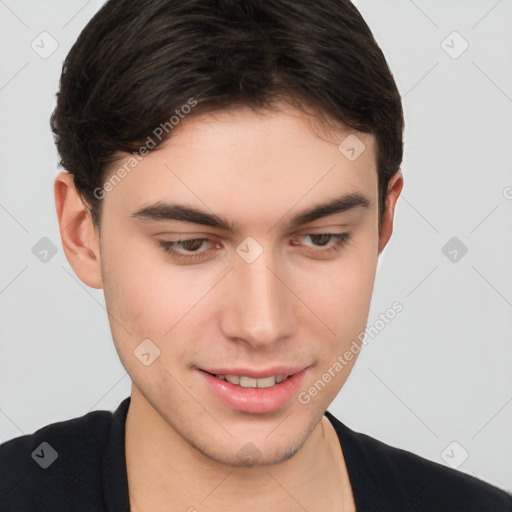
[50,0,404,230]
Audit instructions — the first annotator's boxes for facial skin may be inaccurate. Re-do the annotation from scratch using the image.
[54,102,402,511]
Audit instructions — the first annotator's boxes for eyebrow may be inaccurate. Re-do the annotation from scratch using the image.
[129,192,370,232]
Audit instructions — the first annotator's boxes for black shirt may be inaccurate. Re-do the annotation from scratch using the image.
[1,396,511,511]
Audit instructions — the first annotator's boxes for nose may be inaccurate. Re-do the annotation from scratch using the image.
[219,248,296,348]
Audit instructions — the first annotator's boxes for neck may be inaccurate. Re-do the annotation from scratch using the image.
[124,387,354,512]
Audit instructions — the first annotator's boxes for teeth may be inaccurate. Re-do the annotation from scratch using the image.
[253,376,276,388]
[214,374,289,388]
[240,376,259,387]
[225,375,240,385]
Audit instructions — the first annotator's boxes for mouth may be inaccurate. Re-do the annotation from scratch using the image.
[196,366,310,414]
[201,371,295,388]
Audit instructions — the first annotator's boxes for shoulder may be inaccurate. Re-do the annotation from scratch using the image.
[325,411,512,511]
[0,406,115,511]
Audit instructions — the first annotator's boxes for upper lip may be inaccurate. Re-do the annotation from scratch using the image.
[198,365,310,379]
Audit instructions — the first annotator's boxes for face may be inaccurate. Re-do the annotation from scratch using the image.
[94,103,396,467]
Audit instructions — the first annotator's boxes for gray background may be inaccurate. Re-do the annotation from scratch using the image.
[1,0,511,491]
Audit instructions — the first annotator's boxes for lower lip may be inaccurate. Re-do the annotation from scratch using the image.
[196,368,309,414]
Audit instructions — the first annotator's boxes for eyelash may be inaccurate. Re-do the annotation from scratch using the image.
[155,233,351,262]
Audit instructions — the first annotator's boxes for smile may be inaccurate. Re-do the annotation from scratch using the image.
[196,367,310,414]
[210,373,290,388]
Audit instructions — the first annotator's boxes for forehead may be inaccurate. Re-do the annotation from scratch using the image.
[102,104,378,227]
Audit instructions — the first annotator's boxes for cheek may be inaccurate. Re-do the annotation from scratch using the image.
[300,239,378,336]
[101,233,221,343]
[100,232,170,341]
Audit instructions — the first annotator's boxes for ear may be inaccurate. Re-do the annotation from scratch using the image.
[378,170,403,255]
[54,171,103,289]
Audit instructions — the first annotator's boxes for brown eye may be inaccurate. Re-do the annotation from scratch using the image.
[296,233,351,259]
[156,238,212,261]
[308,234,332,246]
[179,239,204,251]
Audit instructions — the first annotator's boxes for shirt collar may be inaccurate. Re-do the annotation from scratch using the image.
[102,396,131,512]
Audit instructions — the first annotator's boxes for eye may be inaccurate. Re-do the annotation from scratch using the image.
[155,238,216,262]
[302,233,348,248]
[293,233,351,257]
[169,238,207,252]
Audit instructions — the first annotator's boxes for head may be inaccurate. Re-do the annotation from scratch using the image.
[52,0,404,467]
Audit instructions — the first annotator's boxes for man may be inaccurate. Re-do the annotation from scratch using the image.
[1,0,510,510]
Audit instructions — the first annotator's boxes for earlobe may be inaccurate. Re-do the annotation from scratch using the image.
[54,171,103,289]
[378,170,403,255]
